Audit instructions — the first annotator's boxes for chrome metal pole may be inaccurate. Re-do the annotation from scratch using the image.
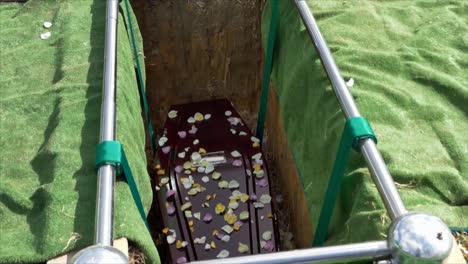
[294,0,407,219]
[190,241,390,264]
[72,1,129,262]
[95,0,119,246]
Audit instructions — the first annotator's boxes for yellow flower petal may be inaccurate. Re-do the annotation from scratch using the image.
[215,203,226,215]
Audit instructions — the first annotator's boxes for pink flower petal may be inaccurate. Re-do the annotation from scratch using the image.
[178,131,187,138]
[167,204,175,215]
[250,193,257,201]
[203,213,213,223]
[166,190,176,199]
[162,146,171,154]
[188,127,198,134]
[264,240,274,252]
[258,179,268,188]
[234,221,243,227]
[232,159,242,167]
[176,257,187,264]
[175,165,183,173]
[216,232,225,240]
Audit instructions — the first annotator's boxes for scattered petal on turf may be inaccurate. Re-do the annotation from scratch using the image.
[43,21,52,28]
[40,31,51,40]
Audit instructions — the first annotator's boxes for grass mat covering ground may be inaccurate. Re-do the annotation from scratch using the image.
[0,0,159,263]
[262,0,467,245]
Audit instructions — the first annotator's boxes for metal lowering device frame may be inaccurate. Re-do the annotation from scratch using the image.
[73,0,455,263]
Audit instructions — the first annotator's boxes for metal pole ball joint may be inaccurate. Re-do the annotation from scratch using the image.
[388,213,453,263]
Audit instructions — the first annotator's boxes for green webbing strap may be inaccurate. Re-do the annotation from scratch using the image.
[313,117,377,247]
[450,226,468,232]
[96,141,150,230]
[122,0,157,156]
[256,0,278,141]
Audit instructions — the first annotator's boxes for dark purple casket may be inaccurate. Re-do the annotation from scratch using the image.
[155,99,278,263]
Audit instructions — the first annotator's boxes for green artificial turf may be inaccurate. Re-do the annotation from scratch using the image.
[0,0,159,263]
[262,0,467,245]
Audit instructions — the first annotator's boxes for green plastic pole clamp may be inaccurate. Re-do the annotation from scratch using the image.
[313,117,377,247]
[95,141,123,169]
[95,141,150,230]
